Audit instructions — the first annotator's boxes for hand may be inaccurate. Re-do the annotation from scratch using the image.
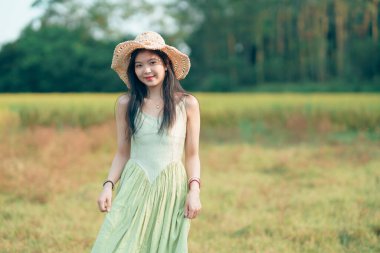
[184,189,201,219]
[97,184,113,212]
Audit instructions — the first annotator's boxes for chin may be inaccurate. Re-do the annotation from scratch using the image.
[144,82,163,88]
[144,83,157,87]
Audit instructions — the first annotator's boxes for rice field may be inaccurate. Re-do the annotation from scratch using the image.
[0,93,379,252]
[1,92,380,144]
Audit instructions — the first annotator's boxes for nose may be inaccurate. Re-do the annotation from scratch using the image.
[144,66,152,74]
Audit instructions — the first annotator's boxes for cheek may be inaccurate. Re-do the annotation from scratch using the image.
[158,67,167,77]
[134,68,142,77]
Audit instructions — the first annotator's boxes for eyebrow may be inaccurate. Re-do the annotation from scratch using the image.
[135,57,161,64]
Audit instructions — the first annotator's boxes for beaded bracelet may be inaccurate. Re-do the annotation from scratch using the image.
[188,177,201,189]
[103,179,115,191]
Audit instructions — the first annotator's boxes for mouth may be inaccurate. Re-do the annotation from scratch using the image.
[144,76,154,80]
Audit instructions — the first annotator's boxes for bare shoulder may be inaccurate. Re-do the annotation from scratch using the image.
[115,93,130,117]
[117,93,130,106]
[184,93,200,115]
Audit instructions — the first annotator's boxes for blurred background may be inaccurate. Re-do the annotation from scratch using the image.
[0,1,379,253]
[0,0,380,92]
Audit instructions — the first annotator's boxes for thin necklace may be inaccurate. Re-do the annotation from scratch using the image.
[145,98,163,110]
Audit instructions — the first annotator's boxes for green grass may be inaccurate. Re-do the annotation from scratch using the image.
[1,93,379,130]
[1,93,380,145]
[192,143,380,252]
[0,139,379,252]
[0,93,379,252]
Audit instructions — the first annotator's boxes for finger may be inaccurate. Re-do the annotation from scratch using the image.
[97,199,104,212]
[184,203,189,218]
[106,197,112,212]
[101,199,107,212]
[193,209,199,218]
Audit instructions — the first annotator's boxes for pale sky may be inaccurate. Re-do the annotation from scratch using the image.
[0,0,147,46]
[0,0,181,49]
[0,0,42,46]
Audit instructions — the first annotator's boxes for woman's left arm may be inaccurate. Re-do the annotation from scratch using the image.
[184,94,202,219]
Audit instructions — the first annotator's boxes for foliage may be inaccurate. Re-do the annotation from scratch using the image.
[177,0,380,89]
[0,0,380,91]
[0,25,127,92]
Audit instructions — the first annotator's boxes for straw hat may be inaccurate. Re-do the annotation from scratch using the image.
[111,31,191,88]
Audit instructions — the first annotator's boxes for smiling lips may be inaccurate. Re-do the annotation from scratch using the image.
[145,76,154,81]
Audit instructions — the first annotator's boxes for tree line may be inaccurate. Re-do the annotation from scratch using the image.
[0,0,379,92]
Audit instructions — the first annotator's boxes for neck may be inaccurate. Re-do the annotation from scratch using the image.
[146,84,163,100]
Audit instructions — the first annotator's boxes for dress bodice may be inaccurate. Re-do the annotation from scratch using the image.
[92,96,190,253]
[129,97,187,183]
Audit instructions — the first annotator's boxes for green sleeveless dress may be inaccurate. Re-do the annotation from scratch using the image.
[91,98,191,253]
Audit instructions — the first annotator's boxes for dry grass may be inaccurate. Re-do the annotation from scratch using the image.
[0,118,379,252]
[1,93,379,134]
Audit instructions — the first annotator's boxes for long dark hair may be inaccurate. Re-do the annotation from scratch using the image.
[125,48,188,140]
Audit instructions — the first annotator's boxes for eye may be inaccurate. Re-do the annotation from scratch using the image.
[150,60,157,65]
[135,63,142,68]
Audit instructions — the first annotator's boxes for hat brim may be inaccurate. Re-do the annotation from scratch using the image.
[111,41,190,88]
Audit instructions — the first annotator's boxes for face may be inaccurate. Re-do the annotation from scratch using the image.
[134,50,167,88]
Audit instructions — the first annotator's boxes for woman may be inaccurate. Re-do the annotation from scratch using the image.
[91,31,202,253]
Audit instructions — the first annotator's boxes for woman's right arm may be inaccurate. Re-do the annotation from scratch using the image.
[97,94,131,212]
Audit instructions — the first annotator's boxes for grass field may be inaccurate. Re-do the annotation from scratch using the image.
[0,93,379,252]
[1,92,380,132]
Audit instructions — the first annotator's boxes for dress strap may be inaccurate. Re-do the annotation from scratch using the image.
[177,94,188,121]
[182,94,187,109]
